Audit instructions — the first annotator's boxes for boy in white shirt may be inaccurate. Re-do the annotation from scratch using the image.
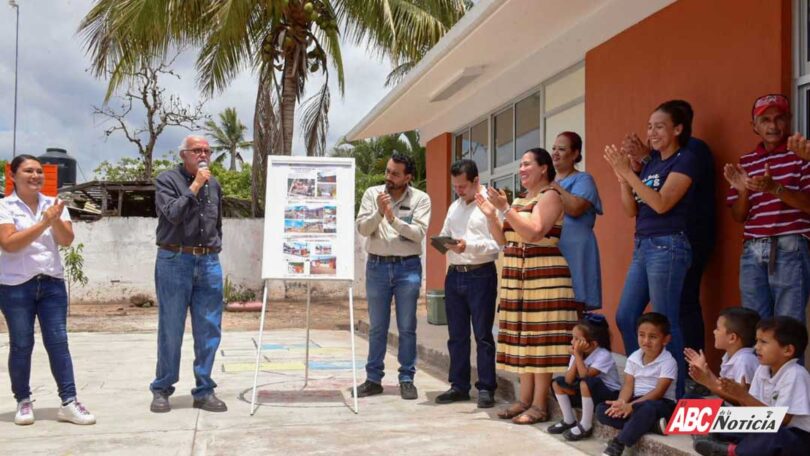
[695,316,810,456]
[596,312,678,456]
[685,307,760,401]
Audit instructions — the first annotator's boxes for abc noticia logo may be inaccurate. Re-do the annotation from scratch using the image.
[664,399,788,435]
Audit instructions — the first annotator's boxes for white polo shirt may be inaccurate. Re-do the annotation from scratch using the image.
[567,346,622,391]
[719,347,759,385]
[748,359,810,433]
[625,348,678,401]
[0,192,71,285]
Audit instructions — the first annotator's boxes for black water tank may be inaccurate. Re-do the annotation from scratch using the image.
[38,148,77,188]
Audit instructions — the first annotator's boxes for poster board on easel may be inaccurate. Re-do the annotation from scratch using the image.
[250,156,359,416]
[262,156,355,281]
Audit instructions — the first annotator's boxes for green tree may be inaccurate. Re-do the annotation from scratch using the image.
[61,243,89,314]
[0,159,7,192]
[205,107,253,171]
[209,162,253,200]
[331,130,426,213]
[93,153,176,181]
[79,0,468,216]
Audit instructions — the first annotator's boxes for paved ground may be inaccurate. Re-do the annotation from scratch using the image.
[0,330,589,456]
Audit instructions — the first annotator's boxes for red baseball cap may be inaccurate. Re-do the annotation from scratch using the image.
[752,94,789,118]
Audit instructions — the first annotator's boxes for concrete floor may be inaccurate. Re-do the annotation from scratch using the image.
[0,330,589,456]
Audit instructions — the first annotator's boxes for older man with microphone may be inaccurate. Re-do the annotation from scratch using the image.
[149,135,227,413]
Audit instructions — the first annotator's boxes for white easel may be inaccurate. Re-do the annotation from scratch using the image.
[249,279,359,415]
[250,156,358,416]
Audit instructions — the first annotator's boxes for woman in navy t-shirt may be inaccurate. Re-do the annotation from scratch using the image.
[604,100,698,399]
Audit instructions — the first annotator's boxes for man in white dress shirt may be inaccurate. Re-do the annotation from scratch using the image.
[434,159,501,408]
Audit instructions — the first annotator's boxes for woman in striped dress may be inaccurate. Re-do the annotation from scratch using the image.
[476,148,583,424]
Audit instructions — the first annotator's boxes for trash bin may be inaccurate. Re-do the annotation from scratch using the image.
[426,289,447,325]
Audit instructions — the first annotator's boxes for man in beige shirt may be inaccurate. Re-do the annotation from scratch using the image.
[354,152,431,400]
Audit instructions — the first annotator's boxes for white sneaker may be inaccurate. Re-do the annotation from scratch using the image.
[14,399,34,425]
[57,400,96,425]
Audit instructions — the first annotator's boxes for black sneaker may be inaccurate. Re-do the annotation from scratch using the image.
[602,438,625,456]
[693,436,730,456]
[477,390,495,409]
[193,393,228,412]
[653,416,668,435]
[400,382,418,400]
[352,380,384,398]
[435,388,470,404]
[150,391,171,413]
[686,379,711,397]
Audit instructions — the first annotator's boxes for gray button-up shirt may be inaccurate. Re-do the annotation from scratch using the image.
[155,164,222,250]
[356,184,431,257]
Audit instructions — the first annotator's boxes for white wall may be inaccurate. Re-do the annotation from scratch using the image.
[69,218,425,303]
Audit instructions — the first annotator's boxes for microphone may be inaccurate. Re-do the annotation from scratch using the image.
[198,161,209,200]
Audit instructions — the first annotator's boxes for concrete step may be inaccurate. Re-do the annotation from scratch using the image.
[355,314,698,456]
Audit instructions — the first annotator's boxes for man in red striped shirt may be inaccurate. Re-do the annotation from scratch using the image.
[725,94,810,325]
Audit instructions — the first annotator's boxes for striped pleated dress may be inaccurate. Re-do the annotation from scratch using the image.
[496,190,583,374]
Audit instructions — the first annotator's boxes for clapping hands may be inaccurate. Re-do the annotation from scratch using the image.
[42,199,66,225]
[684,348,713,386]
[603,144,633,183]
[788,132,810,161]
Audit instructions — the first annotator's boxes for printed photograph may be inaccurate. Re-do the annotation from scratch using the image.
[312,241,333,256]
[304,205,324,219]
[283,240,309,258]
[317,170,337,183]
[316,183,337,199]
[302,220,324,233]
[310,255,337,275]
[284,205,307,220]
[288,178,316,198]
[284,219,305,233]
[287,262,305,274]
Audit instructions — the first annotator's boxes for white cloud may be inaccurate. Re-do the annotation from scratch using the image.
[0,0,392,180]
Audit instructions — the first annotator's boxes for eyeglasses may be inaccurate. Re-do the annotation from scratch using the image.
[183,148,211,155]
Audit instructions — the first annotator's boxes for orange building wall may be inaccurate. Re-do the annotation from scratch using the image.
[4,163,59,197]
[425,133,453,291]
[585,0,792,365]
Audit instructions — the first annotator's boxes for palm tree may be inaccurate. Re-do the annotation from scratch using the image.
[332,130,426,213]
[78,1,468,215]
[205,107,252,171]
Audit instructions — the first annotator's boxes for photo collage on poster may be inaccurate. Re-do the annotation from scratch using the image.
[283,168,338,276]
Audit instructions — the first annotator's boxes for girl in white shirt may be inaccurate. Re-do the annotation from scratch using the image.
[547,313,621,440]
[0,155,95,426]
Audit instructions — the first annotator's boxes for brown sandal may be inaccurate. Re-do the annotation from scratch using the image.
[497,401,529,419]
[512,405,549,425]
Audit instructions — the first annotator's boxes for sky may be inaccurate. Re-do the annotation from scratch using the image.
[0,0,394,181]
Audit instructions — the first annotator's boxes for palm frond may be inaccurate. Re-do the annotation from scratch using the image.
[385,60,417,87]
[299,81,331,157]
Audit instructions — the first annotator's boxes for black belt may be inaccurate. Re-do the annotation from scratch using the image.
[368,254,419,263]
[448,262,495,273]
[159,244,221,255]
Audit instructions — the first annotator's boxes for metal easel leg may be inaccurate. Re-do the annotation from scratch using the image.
[304,281,311,388]
[250,280,270,416]
[348,285,359,413]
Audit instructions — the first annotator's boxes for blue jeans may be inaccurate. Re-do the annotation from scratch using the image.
[150,249,224,399]
[616,233,691,398]
[596,398,676,447]
[0,275,76,403]
[740,235,810,324]
[444,263,498,393]
[365,256,422,383]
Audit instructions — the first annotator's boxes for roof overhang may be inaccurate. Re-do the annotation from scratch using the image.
[346,0,675,144]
